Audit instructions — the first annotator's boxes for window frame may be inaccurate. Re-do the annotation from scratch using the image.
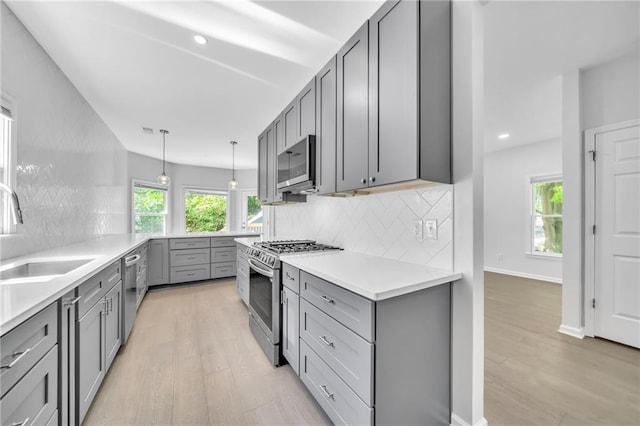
[131,180,170,235]
[1,95,17,236]
[182,186,230,233]
[527,174,563,259]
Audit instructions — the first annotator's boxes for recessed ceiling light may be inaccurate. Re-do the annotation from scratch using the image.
[193,34,207,45]
[498,133,510,140]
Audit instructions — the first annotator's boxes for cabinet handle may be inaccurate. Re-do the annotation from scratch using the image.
[11,417,30,426]
[63,296,81,307]
[187,273,196,276]
[320,336,335,348]
[320,295,335,305]
[187,257,196,260]
[109,297,113,312]
[369,176,376,183]
[360,178,367,184]
[286,272,295,281]
[1,348,31,369]
[319,384,334,400]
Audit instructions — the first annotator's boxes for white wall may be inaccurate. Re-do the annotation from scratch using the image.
[274,185,453,269]
[561,51,640,336]
[127,151,257,234]
[0,3,128,260]
[484,138,563,282]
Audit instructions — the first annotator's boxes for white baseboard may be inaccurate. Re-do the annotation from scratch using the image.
[558,324,585,339]
[451,413,488,426]
[484,266,562,284]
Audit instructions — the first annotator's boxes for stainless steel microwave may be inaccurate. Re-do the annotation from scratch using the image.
[276,135,316,194]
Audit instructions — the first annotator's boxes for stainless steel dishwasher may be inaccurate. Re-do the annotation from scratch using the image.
[122,251,140,344]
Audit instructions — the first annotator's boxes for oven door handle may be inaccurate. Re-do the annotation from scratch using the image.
[248,259,274,278]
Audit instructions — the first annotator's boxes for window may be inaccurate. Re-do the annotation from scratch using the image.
[1,100,16,235]
[133,182,168,234]
[530,176,563,256]
[242,190,263,233]
[184,188,228,233]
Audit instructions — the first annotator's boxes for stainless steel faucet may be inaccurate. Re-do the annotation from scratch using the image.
[0,182,24,224]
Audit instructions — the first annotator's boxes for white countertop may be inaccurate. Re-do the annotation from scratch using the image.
[234,236,262,247]
[281,251,462,301]
[0,232,260,335]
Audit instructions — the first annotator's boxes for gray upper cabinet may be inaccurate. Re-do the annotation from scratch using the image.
[297,78,316,139]
[257,129,269,204]
[369,0,419,187]
[337,22,369,192]
[266,124,276,204]
[315,56,337,195]
[282,99,297,153]
[272,115,284,203]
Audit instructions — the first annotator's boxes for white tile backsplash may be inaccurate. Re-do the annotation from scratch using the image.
[1,3,127,260]
[274,185,454,269]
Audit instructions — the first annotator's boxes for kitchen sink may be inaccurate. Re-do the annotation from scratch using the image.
[0,258,94,284]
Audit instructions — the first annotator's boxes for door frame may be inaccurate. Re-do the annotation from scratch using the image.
[583,118,640,337]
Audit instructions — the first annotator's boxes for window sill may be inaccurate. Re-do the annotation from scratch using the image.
[526,252,562,261]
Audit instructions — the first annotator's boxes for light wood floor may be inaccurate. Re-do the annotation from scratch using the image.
[83,279,331,426]
[485,272,640,426]
[84,274,640,425]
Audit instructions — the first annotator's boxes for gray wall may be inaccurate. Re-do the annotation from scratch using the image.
[1,3,128,260]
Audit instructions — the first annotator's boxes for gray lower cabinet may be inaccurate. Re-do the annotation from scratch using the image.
[148,239,169,286]
[76,280,122,424]
[297,270,452,425]
[236,246,249,305]
[210,238,237,279]
[1,302,59,426]
[282,286,300,376]
[59,290,78,426]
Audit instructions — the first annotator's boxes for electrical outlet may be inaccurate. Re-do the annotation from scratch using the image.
[425,219,438,240]
[413,220,423,240]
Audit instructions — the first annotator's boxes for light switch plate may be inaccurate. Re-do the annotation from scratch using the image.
[413,220,423,240]
[425,219,438,240]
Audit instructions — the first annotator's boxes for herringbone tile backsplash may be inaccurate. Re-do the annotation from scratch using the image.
[274,185,453,269]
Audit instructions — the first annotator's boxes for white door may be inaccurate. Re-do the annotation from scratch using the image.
[594,123,640,348]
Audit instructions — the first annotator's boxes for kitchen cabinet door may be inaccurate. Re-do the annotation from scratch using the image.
[266,124,276,203]
[148,239,169,286]
[282,286,300,375]
[272,115,284,203]
[315,56,337,195]
[60,290,77,426]
[77,300,105,424]
[298,78,316,139]
[369,0,419,187]
[337,22,369,192]
[104,282,122,370]
[257,129,269,204]
[282,99,297,153]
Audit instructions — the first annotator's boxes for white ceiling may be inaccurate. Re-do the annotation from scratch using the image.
[484,0,639,152]
[6,0,384,169]
[5,1,639,165]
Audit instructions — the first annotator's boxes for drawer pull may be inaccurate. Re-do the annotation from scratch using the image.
[1,348,31,369]
[187,273,196,276]
[320,336,335,348]
[286,271,295,281]
[12,417,30,426]
[187,257,196,260]
[319,384,334,400]
[63,296,81,306]
[320,295,335,304]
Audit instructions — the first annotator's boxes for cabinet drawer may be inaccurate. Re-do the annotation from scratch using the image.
[300,299,373,405]
[170,248,211,267]
[170,264,211,283]
[211,262,236,279]
[237,260,249,278]
[0,346,58,426]
[169,238,210,250]
[211,247,235,263]
[103,260,122,291]
[300,341,372,426]
[1,303,58,397]
[77,271,109,319]
[300,271,374,341]
[282,263,300,293]
[211,237,237,248]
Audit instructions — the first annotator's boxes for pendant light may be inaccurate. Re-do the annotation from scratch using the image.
[157,129,171,186]
[228,140,239,190]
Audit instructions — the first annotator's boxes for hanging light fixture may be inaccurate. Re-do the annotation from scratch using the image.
[157,129,171,186]
[228,140,239,190]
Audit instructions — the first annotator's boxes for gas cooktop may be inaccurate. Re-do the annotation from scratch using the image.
[253,240,342,255]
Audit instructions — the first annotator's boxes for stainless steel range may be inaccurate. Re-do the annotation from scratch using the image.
[247,240,341,365]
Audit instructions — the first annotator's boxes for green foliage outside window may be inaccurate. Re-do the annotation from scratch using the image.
[134,186,166,234]
[185,192,227,232]
[533,181,563,254]
[247,195,261,220]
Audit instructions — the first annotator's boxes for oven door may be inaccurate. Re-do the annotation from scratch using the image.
[248,258,280,345]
